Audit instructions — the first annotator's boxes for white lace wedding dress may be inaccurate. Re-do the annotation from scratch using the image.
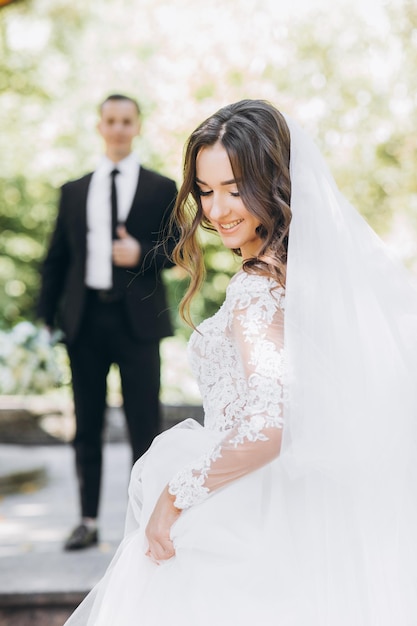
[65,267,417,626]
[65,270,299,626]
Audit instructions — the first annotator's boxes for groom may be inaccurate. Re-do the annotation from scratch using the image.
[37,94,177,550]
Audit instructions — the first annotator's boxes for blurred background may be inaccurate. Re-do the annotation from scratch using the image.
[1,1,417,622]
[0,0,416,399]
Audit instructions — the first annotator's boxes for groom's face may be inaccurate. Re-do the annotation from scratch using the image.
[98,100,141,162]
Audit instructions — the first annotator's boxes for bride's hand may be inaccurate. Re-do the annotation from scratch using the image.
[145,486,181,563]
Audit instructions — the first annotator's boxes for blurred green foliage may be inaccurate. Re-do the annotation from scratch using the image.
[1,0,417,333]
[164,231,241,338]
[0,176,57,327]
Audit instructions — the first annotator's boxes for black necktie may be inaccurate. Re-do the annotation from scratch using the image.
[110,168,120,240]
[110,168,123,294]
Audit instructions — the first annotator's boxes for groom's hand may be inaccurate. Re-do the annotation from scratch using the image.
[145,486,181,563]
[112,225,141,267]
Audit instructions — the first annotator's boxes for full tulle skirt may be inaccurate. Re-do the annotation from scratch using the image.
[64,418,417,626]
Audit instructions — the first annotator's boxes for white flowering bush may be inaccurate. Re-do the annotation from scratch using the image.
[0,321,68,395]
[0,323,200,401]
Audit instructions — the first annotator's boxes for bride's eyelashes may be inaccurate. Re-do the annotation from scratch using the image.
[197,188,212,197]
[196,187,241,198]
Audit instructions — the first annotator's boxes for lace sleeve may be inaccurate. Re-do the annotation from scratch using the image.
[168,280,286,509]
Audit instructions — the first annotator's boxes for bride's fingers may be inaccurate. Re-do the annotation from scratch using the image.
[154,542,175,560]
[145,548,160,565]
[146,538,176,562]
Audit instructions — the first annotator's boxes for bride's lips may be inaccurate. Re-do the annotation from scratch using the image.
[219,219,243,231]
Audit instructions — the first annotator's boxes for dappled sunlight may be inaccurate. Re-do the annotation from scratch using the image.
[11,502,49,516]
[1,0,416,331]
[0,514,65,556]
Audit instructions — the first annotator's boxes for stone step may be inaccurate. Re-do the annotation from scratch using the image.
[0,591,84,626]
[0,403,204,446]
[0,407,204,625]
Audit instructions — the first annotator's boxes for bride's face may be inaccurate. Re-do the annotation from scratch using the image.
[195,142,262,260]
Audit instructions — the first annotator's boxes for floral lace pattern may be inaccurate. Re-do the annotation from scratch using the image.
[168,271,286,509]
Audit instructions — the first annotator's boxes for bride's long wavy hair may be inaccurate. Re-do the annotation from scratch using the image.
[172,99,292,327]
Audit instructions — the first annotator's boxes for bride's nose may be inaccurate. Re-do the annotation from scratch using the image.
[207,194,229,222]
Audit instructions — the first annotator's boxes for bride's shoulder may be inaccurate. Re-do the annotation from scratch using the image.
[226,270,285,306]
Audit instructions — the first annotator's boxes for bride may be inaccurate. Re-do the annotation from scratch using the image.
[64,100,417,625]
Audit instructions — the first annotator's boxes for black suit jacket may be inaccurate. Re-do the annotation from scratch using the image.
[37,166,178,344]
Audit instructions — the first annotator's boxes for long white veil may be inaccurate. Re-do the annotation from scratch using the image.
[281,115,417,623]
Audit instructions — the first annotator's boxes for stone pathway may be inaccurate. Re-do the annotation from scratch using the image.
[0,443,131,598]
[0,403,204,623]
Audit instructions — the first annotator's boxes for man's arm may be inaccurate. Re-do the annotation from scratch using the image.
[36,187,71,328]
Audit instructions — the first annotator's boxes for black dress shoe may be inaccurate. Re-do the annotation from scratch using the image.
[64,524,99,551]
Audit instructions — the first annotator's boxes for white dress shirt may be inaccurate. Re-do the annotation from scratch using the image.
[85,153,140,289]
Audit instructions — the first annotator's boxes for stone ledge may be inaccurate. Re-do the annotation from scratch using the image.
[0,408,64,445]
[0,404,204,496]
[0,550,113,624]
[0,590,86,607]
[0,402,204,445]
[0,592,85,626]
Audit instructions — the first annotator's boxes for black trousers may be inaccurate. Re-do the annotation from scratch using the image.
[67,292,161,519]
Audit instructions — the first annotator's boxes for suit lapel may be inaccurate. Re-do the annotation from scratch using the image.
[74,173,93,263]
[75,173,93,217]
